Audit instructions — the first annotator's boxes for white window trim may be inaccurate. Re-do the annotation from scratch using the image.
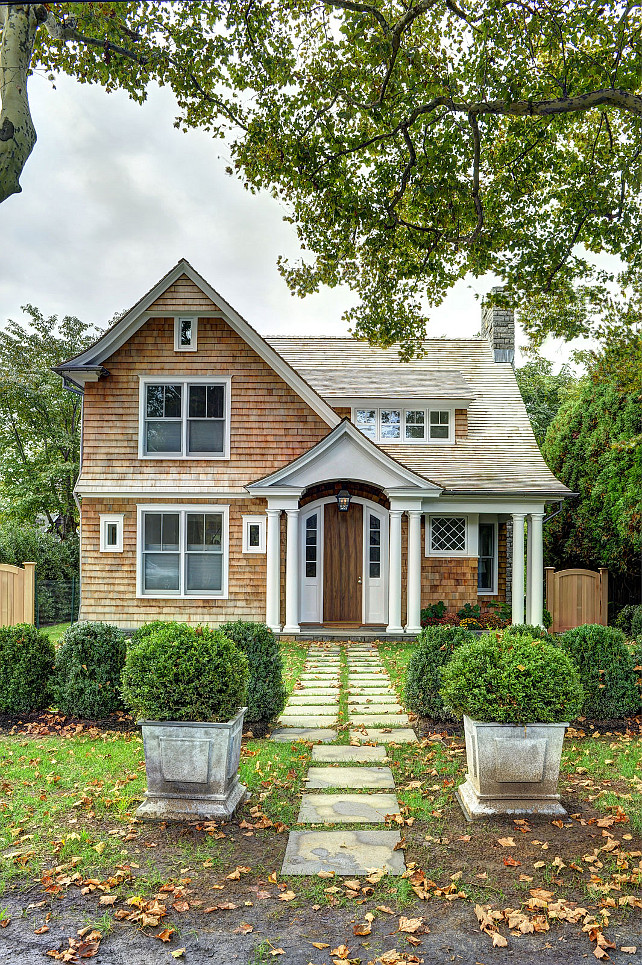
[136,503,229,599]
[242,515,266,554]
[99,513,124,553]
[426,514,479,557]
[477,516,499,595]
[174,315,198,352]
[138,375,231,460]
[352,406,455,444]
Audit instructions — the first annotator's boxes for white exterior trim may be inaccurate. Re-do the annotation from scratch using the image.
[136,503,229,600]
[352,405,455,445]
[137,375,231,460]
[174,315,198,352]
[99,513,124,552]
[242,515,266,554]
[57,259,340,428]
[426,513,480,558]
[76,487,255,499]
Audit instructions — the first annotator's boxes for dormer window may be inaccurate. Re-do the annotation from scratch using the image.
[174,316,197,352]
[353,406,453,443]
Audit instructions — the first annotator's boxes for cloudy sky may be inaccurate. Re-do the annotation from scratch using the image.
[1,71,563,363]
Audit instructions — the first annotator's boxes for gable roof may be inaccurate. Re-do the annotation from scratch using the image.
[247,419,441,494]
[54,260,340,429]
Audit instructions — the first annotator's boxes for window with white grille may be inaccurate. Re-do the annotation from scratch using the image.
[429,516,467,554]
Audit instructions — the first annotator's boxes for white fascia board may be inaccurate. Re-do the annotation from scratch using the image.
[423,496,549,514]
[246,420,439,492]
[58,259,340,429]
[75,486,259,500]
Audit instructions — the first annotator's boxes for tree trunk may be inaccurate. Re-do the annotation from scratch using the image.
[0,3,47,203]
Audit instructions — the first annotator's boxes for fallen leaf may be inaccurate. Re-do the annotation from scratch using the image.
[620,948,637,954]
[234,922,253,934]
[34,925,49,934]
[279,890,296,902]
[330,944,350,959]
[156,928,174,942]
[353,922,371,936]
[497,837,516,847]
[492,932,508,947]
[310,942,330,949]
[171,950,186,960]
[398,917,423,933]
[503,857,521,867]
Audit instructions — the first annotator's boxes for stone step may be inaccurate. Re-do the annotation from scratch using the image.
[281,829,405,875]
[306,766,395,789]
[350,728,417,744]
[349,704,404,715]
[278,714,338,727]
[349,713,410,726]
[283,703,337,715]
[270,727,337,743]
[348,694,399,704]
[288,695,339,705]
[312,744,387,764]
[348,687,396,696]
[293,690,340,698]
[298,793,400,824]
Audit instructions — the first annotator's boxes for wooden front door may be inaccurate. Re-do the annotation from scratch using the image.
[323,502,363,623]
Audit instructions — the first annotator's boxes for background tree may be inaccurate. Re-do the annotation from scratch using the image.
[0,305,98,536]
[515,355,577,447]
[3,3,642,349]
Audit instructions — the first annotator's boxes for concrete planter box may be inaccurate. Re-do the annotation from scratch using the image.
[456,714,568,821]
[136,708,248,821]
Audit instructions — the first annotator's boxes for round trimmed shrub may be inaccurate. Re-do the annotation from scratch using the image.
[630,641,642,711]
[220,621,286,725]
[614,605,639,638]
[121,623,248,722]
[0,624,54,713]
[558,624,639,720]
[440,632,584,725]
[404,625,477,720]
[632,607,642,639]
[53,622,126,718]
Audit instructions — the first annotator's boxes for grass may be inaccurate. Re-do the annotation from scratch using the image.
[39,622,71,645]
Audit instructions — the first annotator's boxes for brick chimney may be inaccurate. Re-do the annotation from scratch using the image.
[481,288,515,365]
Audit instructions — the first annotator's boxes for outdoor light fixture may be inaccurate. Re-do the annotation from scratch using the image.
[336,488,352,512]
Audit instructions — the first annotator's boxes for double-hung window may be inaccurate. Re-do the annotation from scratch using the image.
[140,378,230,458]
[138,506,228,597]
[478,520,498,594]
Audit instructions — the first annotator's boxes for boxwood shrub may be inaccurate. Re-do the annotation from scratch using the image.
[220,621,286,725]
[121,623,248,722]
[632,608,642,639]
[614,605,639,637]
[0,624,54,713]
[503,624,550,640]
[440,632,584,725]
[53,622,126,718]
[404,625,477,720]
[558,624,639,720]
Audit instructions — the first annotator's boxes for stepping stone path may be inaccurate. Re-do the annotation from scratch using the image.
[275,643,417,876]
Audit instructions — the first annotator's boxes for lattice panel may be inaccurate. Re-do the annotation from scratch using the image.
[431,516,466,553]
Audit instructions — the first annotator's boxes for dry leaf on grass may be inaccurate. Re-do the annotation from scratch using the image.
[497,837,516,847]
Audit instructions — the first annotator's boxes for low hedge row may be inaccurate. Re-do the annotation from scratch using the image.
[0,619,286,724]
[405,622,641,723]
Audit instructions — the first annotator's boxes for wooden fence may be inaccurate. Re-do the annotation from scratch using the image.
[0,562,36,627]
[545,566,608,633]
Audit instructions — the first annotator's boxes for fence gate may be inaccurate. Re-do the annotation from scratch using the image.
[0,562,36,627]
[545,567,608,633]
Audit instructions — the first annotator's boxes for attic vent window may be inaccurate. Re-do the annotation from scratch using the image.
[174,316,197,352]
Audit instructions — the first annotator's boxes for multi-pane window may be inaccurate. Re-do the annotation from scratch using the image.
[368,514,381,578]
[305,514,318,578]
[429,410,450,439]
[478,521,496,593]
[174,316,197,351]
[142,380,228,457]
[430,516,467,554]
[353,407,452,443]
[141,509,225,596]
[405,410,425,440]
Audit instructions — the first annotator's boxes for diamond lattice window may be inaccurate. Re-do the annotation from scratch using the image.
[431,516,466,553]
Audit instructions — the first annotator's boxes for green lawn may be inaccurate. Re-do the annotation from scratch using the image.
[39,622,71,644]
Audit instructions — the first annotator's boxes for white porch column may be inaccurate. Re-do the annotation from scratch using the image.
[405,509,423,633]
[283,508,300,633]
[525,515,533,624]
[529,511,545,628]
[387,508,404,633]
[511,513,525,625]
[265,509,282,632]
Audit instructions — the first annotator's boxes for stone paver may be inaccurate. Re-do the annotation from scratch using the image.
[349,713,410,726]
[349,704,404,714]
[271,727,337,742]
[305,766,395,789]
[288,695,340,705]
[350,727,417,744]
[278,714,338,727]
[312,744,387,763]
[282,705,337,716]
[281,829,405,875]
[298,793,400,824]
[293,688,339,697]
[348,694,399,703]
[348,687,396,696]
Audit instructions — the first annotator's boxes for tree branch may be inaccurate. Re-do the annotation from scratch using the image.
[43,11,149,66]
